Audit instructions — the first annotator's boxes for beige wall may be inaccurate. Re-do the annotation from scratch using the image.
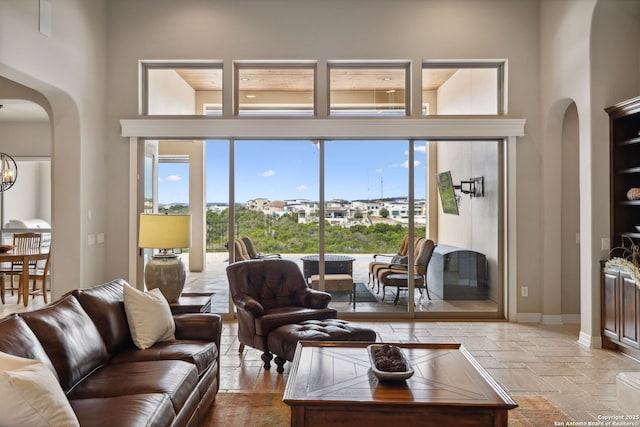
[539,0,640,344]
[105,0,541,316]
[0,122,51,157]
[0,0,108,298]
[561,103,580,316]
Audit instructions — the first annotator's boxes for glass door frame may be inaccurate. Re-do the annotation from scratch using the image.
[124,117,524,321]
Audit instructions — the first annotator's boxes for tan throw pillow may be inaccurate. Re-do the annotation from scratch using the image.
[0,351,80,427]
[123,284,176,350]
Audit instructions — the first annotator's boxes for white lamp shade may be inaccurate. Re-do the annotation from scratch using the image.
[138,213,191,249]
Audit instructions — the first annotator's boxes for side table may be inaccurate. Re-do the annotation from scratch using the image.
[169,292,214,314]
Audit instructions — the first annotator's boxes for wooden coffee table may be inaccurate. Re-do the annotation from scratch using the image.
[283,341,517,427]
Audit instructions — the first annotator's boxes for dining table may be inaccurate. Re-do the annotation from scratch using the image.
[0,247,50,306]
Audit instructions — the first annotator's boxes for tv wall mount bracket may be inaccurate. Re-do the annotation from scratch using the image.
[454,176,484,198]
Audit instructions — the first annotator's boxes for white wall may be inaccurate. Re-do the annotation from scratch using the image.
[435,66,501,302]
[148,70,196,114]
[3,160,51,226]
[437,69,498,115]
[436,141,500,301]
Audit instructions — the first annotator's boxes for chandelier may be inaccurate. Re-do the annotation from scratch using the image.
[0,153,17,192]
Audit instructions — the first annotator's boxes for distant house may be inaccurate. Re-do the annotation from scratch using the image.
[267,200,285,215]
[246,198,270,212]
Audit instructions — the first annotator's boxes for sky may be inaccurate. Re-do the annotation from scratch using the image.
[158,140,428,205]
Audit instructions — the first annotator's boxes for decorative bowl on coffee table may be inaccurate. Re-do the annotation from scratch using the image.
[367,343,414,381]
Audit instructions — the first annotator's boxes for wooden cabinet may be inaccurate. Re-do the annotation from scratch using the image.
[603,97,640,355]
[605,96,640,252]
[602,266,640,351]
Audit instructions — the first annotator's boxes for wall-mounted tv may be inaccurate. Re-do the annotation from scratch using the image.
[436,171,459,215]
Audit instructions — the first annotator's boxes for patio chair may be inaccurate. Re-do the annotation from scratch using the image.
[233,238,252,262]
[369,236,424,293]
[240,236,281,259]
[368,235,409,289]
[380,238,436,304]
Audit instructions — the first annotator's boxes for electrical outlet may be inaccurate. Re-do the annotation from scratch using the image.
[521,286,528,297]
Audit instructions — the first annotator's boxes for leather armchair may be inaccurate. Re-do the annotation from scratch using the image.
[226,258,337,370]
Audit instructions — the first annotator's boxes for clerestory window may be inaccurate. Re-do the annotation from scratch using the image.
[328,61,410,117]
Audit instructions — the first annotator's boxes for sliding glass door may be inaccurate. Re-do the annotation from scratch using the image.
[144,137,503,319]
[324,140,412,314]
[234,139,320,269]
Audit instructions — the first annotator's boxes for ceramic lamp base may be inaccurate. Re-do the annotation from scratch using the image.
[144,254,186,302]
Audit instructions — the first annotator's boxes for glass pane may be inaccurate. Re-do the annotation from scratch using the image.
[234,139,319,269]
[147,67,223,115]
[237,67,315,116]
[329,67,407,116]
[424,140,500,314]
[422,67,499,115]
[143,155,154,212]
[157,161,189,212]
[325,140,409,313]
[205,140,230,314]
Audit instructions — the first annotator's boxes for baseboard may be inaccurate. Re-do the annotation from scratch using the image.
[541,314,564,325]
[578,331,602,348]
[562,314,580,324]
[516,313,581,325]
[516,313,542,323]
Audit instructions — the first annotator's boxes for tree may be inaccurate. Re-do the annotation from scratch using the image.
[379,207,389,218]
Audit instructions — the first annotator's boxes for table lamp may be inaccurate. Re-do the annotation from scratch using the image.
[138,213,191,302]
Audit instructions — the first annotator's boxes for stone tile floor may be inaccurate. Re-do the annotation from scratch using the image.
[219,320,639,423]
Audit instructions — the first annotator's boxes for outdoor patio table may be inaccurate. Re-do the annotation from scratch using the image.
[300,254,355,281]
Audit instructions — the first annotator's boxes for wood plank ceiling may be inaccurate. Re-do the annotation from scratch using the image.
[176,68,456,92]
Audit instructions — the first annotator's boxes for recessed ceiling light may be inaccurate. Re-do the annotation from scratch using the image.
[246,94,256,99]
[241,77,250,81]
[386,89,396,94]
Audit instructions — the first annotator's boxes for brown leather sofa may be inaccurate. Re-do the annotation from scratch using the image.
[0,279,221,427]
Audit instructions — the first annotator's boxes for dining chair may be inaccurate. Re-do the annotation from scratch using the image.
[16,250,51,304]
[0,273,5,304]
[1,233,43,297]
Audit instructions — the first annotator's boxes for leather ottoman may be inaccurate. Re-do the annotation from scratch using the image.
[267,319,377,372]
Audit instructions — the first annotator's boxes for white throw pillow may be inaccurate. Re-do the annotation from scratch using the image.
[123,284,176,350]
[0,351,80,427]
